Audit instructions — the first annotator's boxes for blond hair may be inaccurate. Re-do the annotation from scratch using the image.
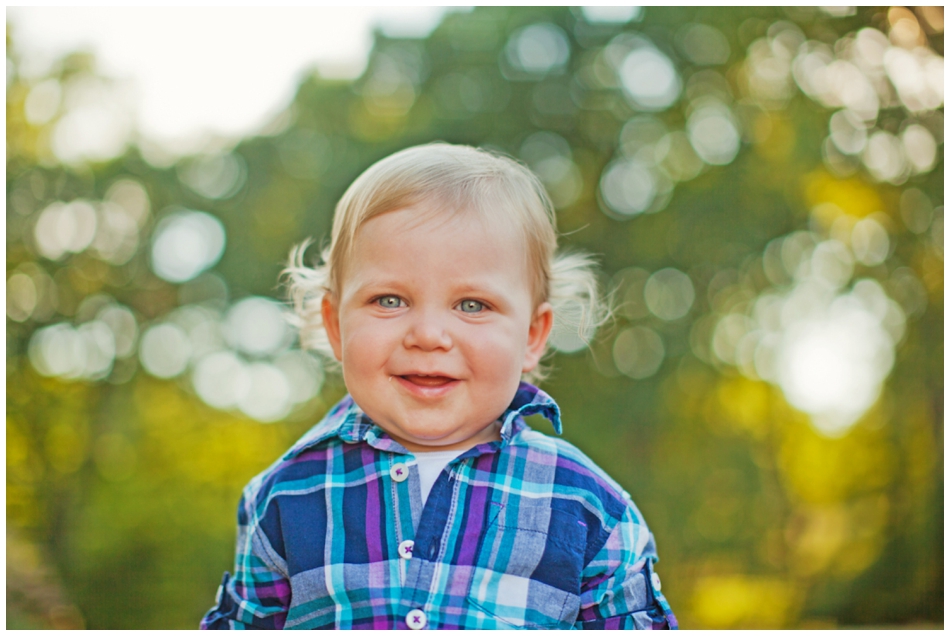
[284,142,606,383]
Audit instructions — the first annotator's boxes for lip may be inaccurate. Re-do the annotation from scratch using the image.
[393,374,460,399]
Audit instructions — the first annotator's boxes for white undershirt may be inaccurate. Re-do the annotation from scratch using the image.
[413,450,462,504]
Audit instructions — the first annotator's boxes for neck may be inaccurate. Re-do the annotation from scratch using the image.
[390,421,502,454]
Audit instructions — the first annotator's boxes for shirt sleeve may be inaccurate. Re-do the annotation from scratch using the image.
[574,503,678,630]
[200,491,292,630]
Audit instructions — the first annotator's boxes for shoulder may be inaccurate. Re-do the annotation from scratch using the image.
[510,427,626,495]
[240,396,357,514]
[506,427,643,530]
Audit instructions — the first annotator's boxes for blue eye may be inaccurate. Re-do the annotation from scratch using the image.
[458,299,484,313]
[377,296,403,308]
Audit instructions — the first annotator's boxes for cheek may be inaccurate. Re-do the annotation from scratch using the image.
[463,324,528,374]
[340,317,397,367]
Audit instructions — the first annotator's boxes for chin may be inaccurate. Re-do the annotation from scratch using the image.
[399,423,463,445]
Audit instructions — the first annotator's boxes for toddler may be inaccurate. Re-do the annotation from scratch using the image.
[201,143,677,629]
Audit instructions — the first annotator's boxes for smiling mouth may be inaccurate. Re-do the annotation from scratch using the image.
[399,374,456,387]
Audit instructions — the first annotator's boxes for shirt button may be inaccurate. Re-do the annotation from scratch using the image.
[406,609,427,629]
[390,463,408,482]
[651,572,662,591]
[398,539,414,560]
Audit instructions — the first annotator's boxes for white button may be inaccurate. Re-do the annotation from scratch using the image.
[651,572,662,591]
[390,463,408,482]
[398,539,415,560]
[406,609,427,629]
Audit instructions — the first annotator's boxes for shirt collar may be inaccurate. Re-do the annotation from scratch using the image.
[499,381,562,438]
[286,381,562,458]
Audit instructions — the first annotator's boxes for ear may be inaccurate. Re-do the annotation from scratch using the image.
[523,301,554,373]
[321,293,343,362]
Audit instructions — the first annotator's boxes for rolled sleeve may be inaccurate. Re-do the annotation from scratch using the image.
[201,494,291,630]
[575,504,677,630]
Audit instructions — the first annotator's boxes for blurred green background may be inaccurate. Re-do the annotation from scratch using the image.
[6,6,943,629]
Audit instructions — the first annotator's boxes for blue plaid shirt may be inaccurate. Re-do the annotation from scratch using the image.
[201,383,677,629]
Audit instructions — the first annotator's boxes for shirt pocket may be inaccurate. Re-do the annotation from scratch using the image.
[465,502,584,629]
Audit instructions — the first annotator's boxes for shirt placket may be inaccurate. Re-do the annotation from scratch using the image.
[383,451,437,630]
[364,425,509,629]
[386,454,417,585]
[395,454,466,629]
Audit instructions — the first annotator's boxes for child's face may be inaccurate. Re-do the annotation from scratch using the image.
[322,206,553,453]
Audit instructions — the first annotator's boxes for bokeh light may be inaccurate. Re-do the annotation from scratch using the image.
[775,283,897,436]
[505,23,570,76]
[177,152,247,200]
[33,200,97,261]
[599,156,666,218]
[617,39,681,110]
[580,6,642,25]
[49,76,134,164]
[613,325,665,379]
[95,304,138,358]
[611,267,651,320]
[676,23,731,66]
[850,218,890,266]
[899,188,934,234]
[780,19,944,185]
[150,210,226,283]
[828,109,867,155]
[360,45,425,117]
[192,350,249,410]
[900,123,937,173]
[655,131,704,182]
[7,272,38,323]
[7,263,57,322]
[23,78,61,124]
[27,321,116,380]
[519,131,582,209]
[686,99,741,165]
[644,268,695,321]
[236,362,293,422]
[187,306,322,418]
[223,296,292,358]
[138,322,191,379]
[711,224,909,436]
[274,349,325,405]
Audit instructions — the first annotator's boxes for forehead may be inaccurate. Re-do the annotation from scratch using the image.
[343,205,534,284]
[383,194,523,235]
[356,204,522,259]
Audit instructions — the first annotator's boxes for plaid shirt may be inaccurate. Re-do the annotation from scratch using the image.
[201,383,677,630]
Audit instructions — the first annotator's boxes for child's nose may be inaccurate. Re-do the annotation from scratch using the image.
[403,308,452,351]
